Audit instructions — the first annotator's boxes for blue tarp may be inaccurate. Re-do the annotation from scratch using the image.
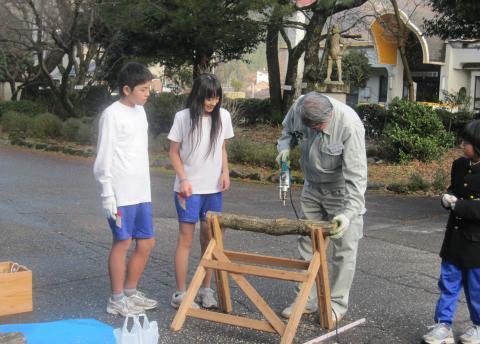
[0,318,115,344]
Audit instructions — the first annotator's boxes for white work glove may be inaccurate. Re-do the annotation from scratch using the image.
[102,196,117,219]
[330,214,350,239]
[441,194,457,209]
[276,149,290,166]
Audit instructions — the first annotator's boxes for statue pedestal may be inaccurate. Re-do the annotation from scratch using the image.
[316,82,350,103]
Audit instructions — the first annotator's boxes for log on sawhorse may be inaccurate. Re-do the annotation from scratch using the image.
[170,212,336,344]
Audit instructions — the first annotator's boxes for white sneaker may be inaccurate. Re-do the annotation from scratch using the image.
[460,325,480,344]
[127,291,158,310]
[106,297,143,316]
[170,291,200,309]
[422,323,454,344]
[196,287,218,309]
[281,300,318,319]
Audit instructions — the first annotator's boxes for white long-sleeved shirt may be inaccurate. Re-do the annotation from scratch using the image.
[277,95,367,220]
[93,101,151,206]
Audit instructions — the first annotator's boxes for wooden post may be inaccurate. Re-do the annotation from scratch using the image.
[209,215,232,313]
[311,226,333,329]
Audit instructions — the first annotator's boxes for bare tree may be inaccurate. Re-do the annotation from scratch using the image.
[0,0,122,116]
[265,0,368,116]
[368,0,422,101]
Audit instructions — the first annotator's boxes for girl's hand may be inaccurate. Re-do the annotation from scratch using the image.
[180,179,193,197]
[220,171,230,191]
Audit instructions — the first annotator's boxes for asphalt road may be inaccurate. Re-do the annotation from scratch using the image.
[0,144,471,343]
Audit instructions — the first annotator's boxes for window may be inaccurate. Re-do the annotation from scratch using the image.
[475,76,480,110]
[379,75,388,102]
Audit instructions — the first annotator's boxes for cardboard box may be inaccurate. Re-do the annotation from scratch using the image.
[0,261,32,316]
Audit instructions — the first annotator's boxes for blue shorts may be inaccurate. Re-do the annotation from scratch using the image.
[107,202,154,241]
[174,192,223,223]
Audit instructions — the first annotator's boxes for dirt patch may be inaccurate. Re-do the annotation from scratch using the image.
[234,126,460,192]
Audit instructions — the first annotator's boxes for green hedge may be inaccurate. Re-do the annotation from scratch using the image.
[0,100,46,117]
[30,113,63,139]
[62,117,96,144]
[355,104,388,140]
[1,111,31,133]
[380,99,454,163]
[435,108,475,136]
[236,98,273,125]
[227,137,301,170]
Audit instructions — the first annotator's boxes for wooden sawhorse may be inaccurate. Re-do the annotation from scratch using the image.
[171,212,335,344]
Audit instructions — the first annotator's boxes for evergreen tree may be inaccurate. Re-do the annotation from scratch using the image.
[424,0,480,39]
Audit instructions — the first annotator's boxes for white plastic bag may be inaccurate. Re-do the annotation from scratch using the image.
[114,313,158,344]
[137,313,159,344]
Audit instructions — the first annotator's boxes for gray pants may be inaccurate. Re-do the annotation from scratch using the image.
[297,183,363,317]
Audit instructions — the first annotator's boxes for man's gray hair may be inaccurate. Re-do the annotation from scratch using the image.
[299,92,333,128]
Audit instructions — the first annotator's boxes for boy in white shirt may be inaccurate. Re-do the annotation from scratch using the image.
[94,62,157,316]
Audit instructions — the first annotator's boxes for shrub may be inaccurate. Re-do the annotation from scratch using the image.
[1,111,31,133]
[407,172,430,192]
[386,182,409,194]
[435,108,475,136]
[380,99,454,163]
[149,133,170,153]
[342,50,371,88]
[432,169,449,192]
[355,104,388,140]
[62,118,83,142]
[8,130,26,145]
[223,98,242,126]
[228,138,277,168]
[62,117,94,144]
[227,138,301,170]
[236,98,273,125]
[80,85,112,117]
[0,100,46,117]
[76,120,95,145]
[144,93,187,136]
[30,113,63,139]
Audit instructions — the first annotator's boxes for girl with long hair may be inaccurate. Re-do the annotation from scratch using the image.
[168,74,234,309]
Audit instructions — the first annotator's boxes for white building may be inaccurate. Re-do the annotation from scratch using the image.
[288,0,480,111]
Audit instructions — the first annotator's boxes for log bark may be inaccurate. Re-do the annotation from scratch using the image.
[208,212,335,236]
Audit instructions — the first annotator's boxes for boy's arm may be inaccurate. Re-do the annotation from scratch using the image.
[93,113,115,198]
[169,140,192,197]
[93,113,117,218]
[220,141,230,191]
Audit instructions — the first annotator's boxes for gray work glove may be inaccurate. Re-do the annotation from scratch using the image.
[102,195,117,219]
[330,214,350,239]
[441,194,457,210]
[276,149,290,166]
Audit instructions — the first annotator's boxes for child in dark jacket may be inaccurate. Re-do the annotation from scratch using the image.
[423,120,480,344]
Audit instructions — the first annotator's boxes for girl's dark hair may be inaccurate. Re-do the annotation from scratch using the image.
[461,119,480,156]
[185,74,223,157]
[118,62,153,96]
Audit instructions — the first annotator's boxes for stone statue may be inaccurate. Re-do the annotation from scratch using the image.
[325,25,346,84]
